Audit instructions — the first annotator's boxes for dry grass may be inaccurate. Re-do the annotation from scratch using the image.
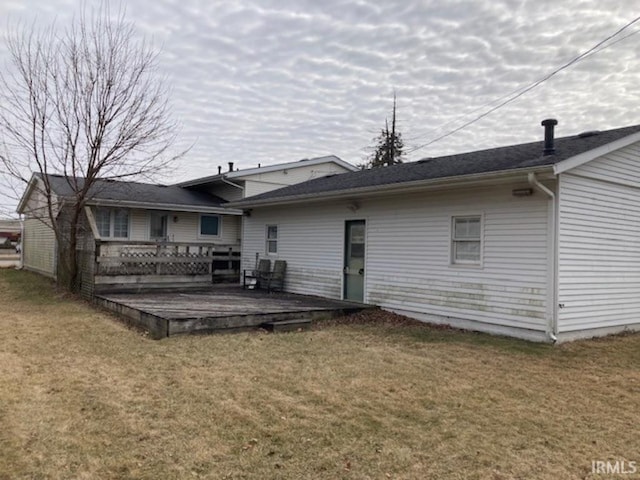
[1,269,639,480]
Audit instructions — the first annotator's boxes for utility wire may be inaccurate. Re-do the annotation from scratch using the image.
[405,15,640,155]
[403,27,640,143]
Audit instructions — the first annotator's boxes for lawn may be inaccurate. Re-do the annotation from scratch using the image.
[0,269,638,480]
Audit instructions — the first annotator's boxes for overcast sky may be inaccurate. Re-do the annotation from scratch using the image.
[1,0,639,216]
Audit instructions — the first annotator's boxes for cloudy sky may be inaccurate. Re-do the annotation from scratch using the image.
[1,0,639,215]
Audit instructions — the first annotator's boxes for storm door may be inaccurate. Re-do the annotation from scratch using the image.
[343,220,366,302]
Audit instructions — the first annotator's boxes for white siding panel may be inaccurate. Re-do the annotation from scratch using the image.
[570,142,640,188]
[242,162,352,197]
[242,209,343,298]
[128,209,241,244]
[242,185,550,333]
[558,171,640,332]
[22,218,56,277]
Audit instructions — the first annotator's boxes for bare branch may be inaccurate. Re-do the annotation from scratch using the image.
[0,4,181,290]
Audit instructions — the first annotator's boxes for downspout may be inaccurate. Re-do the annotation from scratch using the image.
[19,213,24,269]
[528,172,558,342]
[220,176,246,274]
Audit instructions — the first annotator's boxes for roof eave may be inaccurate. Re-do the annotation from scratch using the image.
[229,165,556,209]
[83,198,242,215]
[175,155,357,188]
[175,174,226,188]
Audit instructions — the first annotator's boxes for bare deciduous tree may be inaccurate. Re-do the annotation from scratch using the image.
[0,6,180,290]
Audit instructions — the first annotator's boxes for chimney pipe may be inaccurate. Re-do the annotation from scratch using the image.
[541,118,558,155]
[218,166,222,175]
[228,162,234,172]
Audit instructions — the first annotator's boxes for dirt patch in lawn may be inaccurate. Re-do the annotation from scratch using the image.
[1,269,638,479]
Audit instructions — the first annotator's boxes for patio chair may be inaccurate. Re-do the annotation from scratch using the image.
[261,260,287,292]
[243,258,271,289]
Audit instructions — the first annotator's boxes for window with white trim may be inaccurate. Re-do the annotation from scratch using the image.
[266,225,278,254]
[149,212,168,240]
[94,207,129,239]
[199,214,220,237]
[451,216,482,265]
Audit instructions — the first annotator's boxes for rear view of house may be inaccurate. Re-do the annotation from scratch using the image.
[231,120,640,342]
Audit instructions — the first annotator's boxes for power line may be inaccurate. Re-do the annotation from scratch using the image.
[406,15,640,155]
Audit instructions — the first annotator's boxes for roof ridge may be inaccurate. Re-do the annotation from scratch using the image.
[229,121,640,207]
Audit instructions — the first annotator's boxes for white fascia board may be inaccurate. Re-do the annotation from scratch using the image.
[230,166,555,209]
[554,131,640,174]
[227,155,357,179]
[16,173,39,214]
[84,199,243,215]
[174,174,225,188]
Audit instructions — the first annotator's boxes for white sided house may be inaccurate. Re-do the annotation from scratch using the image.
[230,120,640,342]
[17,155,355,293]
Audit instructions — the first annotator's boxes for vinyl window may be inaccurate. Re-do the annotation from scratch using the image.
[94,207,129,239]
[199,215,220,237]
[149,212,168,241]
[451,216,482,265]
[266,225,278,254]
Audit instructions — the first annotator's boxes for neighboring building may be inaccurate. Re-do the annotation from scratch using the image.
[0,219,21,248]
[230,120,640,342]
[16,155,355,292]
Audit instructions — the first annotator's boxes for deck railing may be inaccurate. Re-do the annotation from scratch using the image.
[94,240,240,279]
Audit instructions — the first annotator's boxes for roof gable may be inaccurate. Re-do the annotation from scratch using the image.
[554,130,640,174]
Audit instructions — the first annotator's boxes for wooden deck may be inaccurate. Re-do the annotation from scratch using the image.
[95,287,371,339]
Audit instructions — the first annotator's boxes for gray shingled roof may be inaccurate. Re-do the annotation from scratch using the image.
[42,174,225,208]
[230,123,640,206]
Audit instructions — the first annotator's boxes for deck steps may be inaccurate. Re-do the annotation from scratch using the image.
[262,318,312,332]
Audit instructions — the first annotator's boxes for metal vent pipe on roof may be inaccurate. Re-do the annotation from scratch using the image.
[228,162,234,172]
[218,166,222,174]
[541,118,558,155]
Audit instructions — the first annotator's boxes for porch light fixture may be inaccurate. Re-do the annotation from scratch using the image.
[512,188,533,197]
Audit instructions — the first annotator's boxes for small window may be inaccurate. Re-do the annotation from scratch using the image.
[452,216,482,265]
[95,208,111,238]
[94,207,129,239]
[113,210,129,238]
[149,212,168,240]
[266,225,278,254]
[200,215,220,237]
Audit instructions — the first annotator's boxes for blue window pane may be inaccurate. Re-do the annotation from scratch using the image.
[200,215,219,236]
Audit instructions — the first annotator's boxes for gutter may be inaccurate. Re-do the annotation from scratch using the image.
[528,172,558,342]
[77,198,242,216]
